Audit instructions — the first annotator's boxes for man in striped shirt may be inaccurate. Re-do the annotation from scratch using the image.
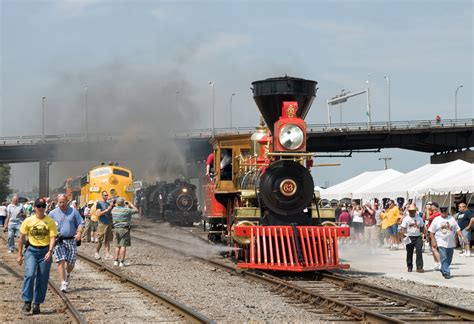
[111,197,138,267]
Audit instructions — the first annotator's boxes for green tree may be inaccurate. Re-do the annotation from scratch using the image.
[0,164,12,202]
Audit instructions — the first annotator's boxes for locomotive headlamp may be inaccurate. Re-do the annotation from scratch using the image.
[182,188,188,193]
[279,124,304,150]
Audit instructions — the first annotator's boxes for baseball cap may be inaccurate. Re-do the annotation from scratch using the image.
[88,200,94,205]
[440,206,448,213]
[407,204,417,211]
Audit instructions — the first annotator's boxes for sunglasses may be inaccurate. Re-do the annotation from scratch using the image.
[35,203,47,208]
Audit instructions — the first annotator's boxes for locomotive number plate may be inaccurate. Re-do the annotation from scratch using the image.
[280,179,297,197]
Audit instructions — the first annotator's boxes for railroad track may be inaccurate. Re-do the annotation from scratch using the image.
[132,227,474,322]
[0,236,85,323]
[75,252,212,323]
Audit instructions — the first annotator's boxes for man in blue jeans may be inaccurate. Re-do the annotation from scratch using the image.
[17,198,58,314]
[429,207,468,279]
[3,196,25,253]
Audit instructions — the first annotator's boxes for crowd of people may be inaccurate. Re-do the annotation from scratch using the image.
[1,192,138,315]
[334,199,472,278]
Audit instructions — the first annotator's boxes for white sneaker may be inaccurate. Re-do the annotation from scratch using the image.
[7,250,13,254]
[113,260,119,266]
[434,263,441,271]
[466,251,471,257]
[119,261,125,267]
[94,252,101,260]
[60,281,68,292]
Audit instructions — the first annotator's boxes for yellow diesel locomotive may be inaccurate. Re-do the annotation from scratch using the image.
[80,163,135,205]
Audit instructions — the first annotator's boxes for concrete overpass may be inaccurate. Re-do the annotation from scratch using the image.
[1,118,473,196]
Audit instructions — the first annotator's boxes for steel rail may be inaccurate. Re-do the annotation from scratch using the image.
[132,228,474,322]
[76,252,213,324]
[0,237,86,324]
[130,230,399,323]
[321,272,474,321]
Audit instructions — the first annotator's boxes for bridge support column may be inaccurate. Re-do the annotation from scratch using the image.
[39,160,51,198]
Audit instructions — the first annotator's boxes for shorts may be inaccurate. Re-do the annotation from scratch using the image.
[54,239,77,264]
[462,228,471,242]
[352,222,364,235]
[386,223,398,236]
[90,221,98,232]
[114,227,131,247]
[98,223,113,243]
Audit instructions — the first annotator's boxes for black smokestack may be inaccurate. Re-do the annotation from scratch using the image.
[251,76,318,134]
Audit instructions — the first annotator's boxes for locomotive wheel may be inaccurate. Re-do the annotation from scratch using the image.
[258,160,314,217]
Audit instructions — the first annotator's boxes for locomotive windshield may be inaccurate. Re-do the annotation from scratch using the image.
[113,169,130,178]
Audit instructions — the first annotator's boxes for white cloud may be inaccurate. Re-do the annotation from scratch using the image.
[151,8,166,19]
[55,0,102,15]
[195,33,253,60]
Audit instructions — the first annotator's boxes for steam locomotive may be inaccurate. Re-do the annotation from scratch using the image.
[203,76,350,272]
[141,179,201,226]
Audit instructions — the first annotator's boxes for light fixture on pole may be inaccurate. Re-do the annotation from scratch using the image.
[455,84,463,120]
[209,81,215,137]
[365,80,372,127]
[339,88,344,123]
[384,75,391,131]
[229,93,235,128]
[84,85,88,140]
[379,157,392,170]
[41,96,46,142]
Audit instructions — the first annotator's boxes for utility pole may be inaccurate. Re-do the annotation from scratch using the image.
[379,157,392,170]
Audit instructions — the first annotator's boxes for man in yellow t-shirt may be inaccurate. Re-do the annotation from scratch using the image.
[380,199,401,249]
[17,198,58,315]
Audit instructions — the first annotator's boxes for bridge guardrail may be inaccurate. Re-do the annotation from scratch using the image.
[0,119,472,145]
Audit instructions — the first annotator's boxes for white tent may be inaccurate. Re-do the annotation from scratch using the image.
[319,169,403,200]
[359,159,472,200]
[412,162,474,196]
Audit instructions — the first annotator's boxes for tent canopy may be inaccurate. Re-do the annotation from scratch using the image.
[359,160,472,200]
[319,169,403,200]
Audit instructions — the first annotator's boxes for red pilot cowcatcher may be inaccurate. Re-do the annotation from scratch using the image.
[274,101,307,152]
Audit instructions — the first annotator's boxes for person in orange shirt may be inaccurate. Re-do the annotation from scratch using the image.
[380,199,401,249]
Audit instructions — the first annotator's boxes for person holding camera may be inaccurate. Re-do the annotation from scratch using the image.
[49,194,84,292]
[95,191,114,260]
[111,197,138,267]
[17,198,58,314]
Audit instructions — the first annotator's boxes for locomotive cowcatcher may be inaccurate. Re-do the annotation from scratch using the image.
[204,76,350,272]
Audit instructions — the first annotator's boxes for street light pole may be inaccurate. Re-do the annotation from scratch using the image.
[209,81,215,137]
[379,157,392,170]
[42,96,46,141]
[229,93,235,128]
[455,84,463,120]
[384,76,391,131]
[84,85,88,140]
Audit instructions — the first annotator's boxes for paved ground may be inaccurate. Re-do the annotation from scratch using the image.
[339,243,474,291]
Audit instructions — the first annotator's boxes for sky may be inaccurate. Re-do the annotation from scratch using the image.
[0,0,472,193]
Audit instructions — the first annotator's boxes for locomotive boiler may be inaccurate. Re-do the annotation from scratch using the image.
[204,76,350,272]
[142,179,201,226]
